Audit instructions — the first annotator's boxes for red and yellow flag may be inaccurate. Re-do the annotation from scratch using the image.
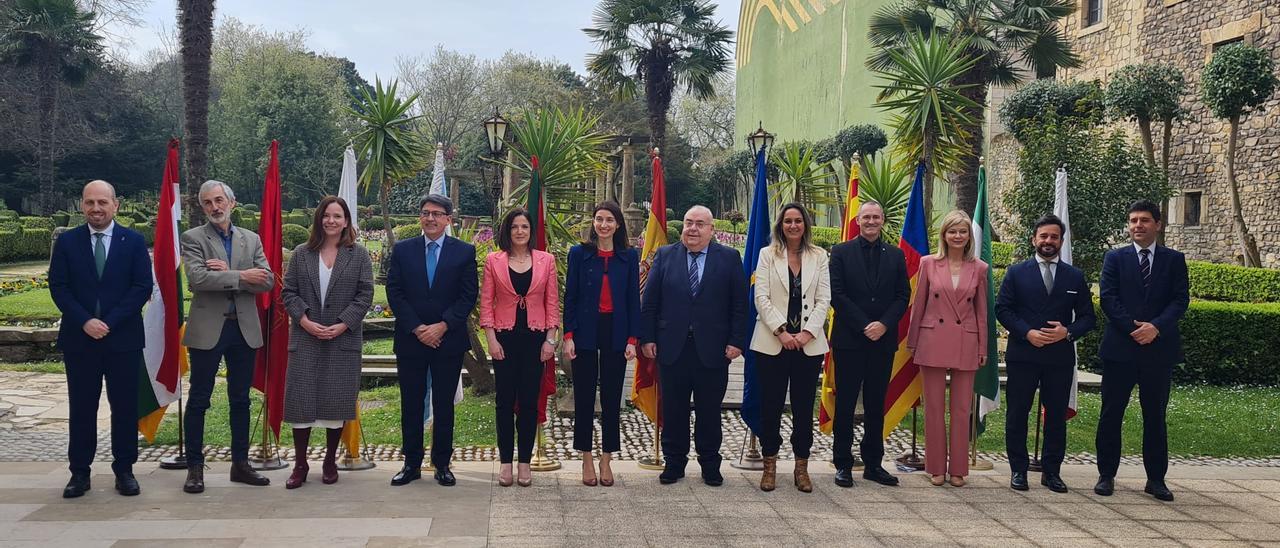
[818,162,861,434]
[631,150,666,426]
[881,163,930,439]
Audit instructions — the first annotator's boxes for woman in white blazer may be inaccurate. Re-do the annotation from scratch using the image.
[749,203,831,493]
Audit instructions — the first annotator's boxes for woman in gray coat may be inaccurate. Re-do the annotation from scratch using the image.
[281,196,373,489]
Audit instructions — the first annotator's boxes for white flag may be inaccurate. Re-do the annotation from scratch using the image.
[1053,167,1080,418]
[429,143,452,237]
[339,145,359,230]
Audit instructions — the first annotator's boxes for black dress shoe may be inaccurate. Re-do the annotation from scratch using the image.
[834,467,855,488]
[115,473,140,496]
[390,465,421,486]
[1010,471,1029,491]
[863,466,900,486]
[659,465,685,484]
[229,461,270,486]
[701,468,723,486]
[63,474,90,499]
[183,466,205,494]
[1145,481,1174,501]
[1094,476,1114,496]
[1041,473,1068,493]
[434,467,457,486]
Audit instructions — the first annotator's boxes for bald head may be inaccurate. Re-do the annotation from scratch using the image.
[81,180,119,231]
[681,205,715,252]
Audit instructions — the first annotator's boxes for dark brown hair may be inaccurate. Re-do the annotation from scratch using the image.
[769,202,816,256]
[496,207,532,254]
[584,201,630,252]
[305,196,357,251]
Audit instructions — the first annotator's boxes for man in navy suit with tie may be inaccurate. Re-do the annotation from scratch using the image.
[640,205,749,486]
[1094,200,1189,501]
[48,180,153,498]
[996,214,1096,494]
[386,194,478,487]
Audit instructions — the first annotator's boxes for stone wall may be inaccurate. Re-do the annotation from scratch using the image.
[990,0,1280,267]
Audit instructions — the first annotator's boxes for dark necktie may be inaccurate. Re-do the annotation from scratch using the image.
[94,233,106,316]
[1139,248,1151,288]
[688,251,703,296]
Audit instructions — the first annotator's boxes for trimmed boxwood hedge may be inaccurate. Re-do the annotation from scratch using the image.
[1074,299,1280,386]
[1187,261,1280,303]
[0,228,51,261]
[20,216,53,230]
[393,223,422,241]
[281,224,309,250]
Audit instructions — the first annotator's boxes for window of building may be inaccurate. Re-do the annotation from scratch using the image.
[1085,0,1103,27]
[1183,191,1202,227]
[1213,37,1245,51]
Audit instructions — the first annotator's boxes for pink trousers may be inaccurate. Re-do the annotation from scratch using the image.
[921,366,975,477]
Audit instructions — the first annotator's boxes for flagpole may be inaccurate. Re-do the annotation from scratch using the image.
[638,421,664,470]
[969,392,994,470]
[895,405,925,470]
[250,300,287,471]
[1029,396,1044,472]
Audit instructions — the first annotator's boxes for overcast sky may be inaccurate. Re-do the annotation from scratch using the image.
[105,0,740,81]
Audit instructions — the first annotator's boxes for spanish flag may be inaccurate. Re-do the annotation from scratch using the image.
[631,150,666,426]
[817,161,862,434]
[881,163,930,439]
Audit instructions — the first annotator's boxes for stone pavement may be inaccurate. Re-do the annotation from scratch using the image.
[0,460,1277,547]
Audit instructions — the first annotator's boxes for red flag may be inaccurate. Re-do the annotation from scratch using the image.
[525,155,556,424]
[631,150,666,426]
[253,140,289,437]
[156,138,183,393]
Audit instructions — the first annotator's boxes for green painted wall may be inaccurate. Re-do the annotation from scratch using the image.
[735,0,893,146]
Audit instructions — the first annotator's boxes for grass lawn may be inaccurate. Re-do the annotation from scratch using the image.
[147,384,497,448]
[363,338,393,354]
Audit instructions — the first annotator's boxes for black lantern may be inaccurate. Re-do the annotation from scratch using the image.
[483,109,509,155]
[745,121,775,154]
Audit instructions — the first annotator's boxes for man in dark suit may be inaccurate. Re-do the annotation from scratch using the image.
[386,194,478,487]
[827,201,910,488]
[640,205,749,486]
[48,180,153,498]
[1095,200,1188,502]
[996,214,1096,493]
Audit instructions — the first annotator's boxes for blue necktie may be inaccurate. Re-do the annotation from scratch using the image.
[427,241,439,287]
[688,251,702,296]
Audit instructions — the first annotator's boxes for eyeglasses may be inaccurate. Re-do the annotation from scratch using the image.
[419,210,449,219]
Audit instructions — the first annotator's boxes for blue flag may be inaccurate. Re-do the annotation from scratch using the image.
[739,146,772,435]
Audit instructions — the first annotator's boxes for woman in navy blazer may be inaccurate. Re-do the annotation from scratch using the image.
[562,202,640,487]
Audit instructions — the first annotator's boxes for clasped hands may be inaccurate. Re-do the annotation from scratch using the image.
[414,322,448,348]
[301,316,349,340]
[1026,320,1069,348]
[777,330,814,351]
[640,343,741,361]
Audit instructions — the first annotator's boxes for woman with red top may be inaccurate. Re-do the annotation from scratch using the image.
[480,208,560,487]
[562,202,639,487]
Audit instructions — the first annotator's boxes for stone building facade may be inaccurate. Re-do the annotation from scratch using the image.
[988,0,1280,267]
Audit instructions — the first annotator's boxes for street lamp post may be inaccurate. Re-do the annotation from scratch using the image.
[746,120,775,158]
[482,109,509,223]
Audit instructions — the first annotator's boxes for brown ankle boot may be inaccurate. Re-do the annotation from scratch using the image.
[794,459,812,493]
[760,456,777,492]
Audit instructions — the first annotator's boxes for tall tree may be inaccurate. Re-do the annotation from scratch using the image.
[1104,63,1187,173]
[178,0,215,225]
[870,32,979,221]
[868,0,1081,215]
[396,46,487,148]
[583,0,732,154]
[0,0,103,212]
[1201,43,1277,268]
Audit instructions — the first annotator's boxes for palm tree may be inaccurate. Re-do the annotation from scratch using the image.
[349,78,431,261]
[868,0,1080,215]
[871,32,979,220]
[0,0,102,213]
[768,141,840,212]
[178,0,215,224]
[583,0,733,154]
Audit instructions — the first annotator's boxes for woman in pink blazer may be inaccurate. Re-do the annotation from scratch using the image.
[907,210,989,487]
[480,208,560,487]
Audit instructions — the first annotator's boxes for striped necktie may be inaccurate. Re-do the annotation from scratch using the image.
[688,251,703,297]
[1139,249,1151,288]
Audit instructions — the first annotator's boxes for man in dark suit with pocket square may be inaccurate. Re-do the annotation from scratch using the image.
[640,205,749,486]
[386,194,478,487]
[49,180,153,498]
[1094,200,1188,502]
[996,214,1096,493]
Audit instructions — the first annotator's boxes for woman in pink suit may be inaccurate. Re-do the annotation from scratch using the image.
[907,210,989,487]
[480,208,560,488]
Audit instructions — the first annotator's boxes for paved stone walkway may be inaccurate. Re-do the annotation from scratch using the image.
[0,461,1277,546]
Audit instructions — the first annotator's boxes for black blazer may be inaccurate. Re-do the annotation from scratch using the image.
[563,244,641,352]
[996,258,1096,366]
[828,236,910,351]
[48,223,153,353]
[386,235,478,358]
[639,241,749,368]
[1099,244,1189,366]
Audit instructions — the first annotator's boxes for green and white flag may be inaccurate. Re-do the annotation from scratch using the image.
[972,164,1000,434]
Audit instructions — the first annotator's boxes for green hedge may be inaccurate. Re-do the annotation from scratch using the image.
[237,213,260,232]
[114,216,135,228]
[281,224,309,250]
[283,212,309,227]
[713,219,745,233]
[1075,299,1280,386]
[812,226,841,249]
[0,228,51,261]
[134,223,155,246]
[0,210,16,221]
[20,216,53,230]
[393,223,422,241]
[1188,261,1280,303]
[666,226,680,244]
[52,212,69,227]
[991,241,1015,268]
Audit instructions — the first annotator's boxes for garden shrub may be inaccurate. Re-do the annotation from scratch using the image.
[811,227,841,250]
[1187,261,1280,303]
[52,212,69,227]
[1075,299,1280,386]
[991,241,1014,268]
[0,210,16,221]
[668,221,683,235]
[283,212,309,227]
[281,224,309,250]
[20,216,53,230]
[393,223,422,241]
[0,228,51,261]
